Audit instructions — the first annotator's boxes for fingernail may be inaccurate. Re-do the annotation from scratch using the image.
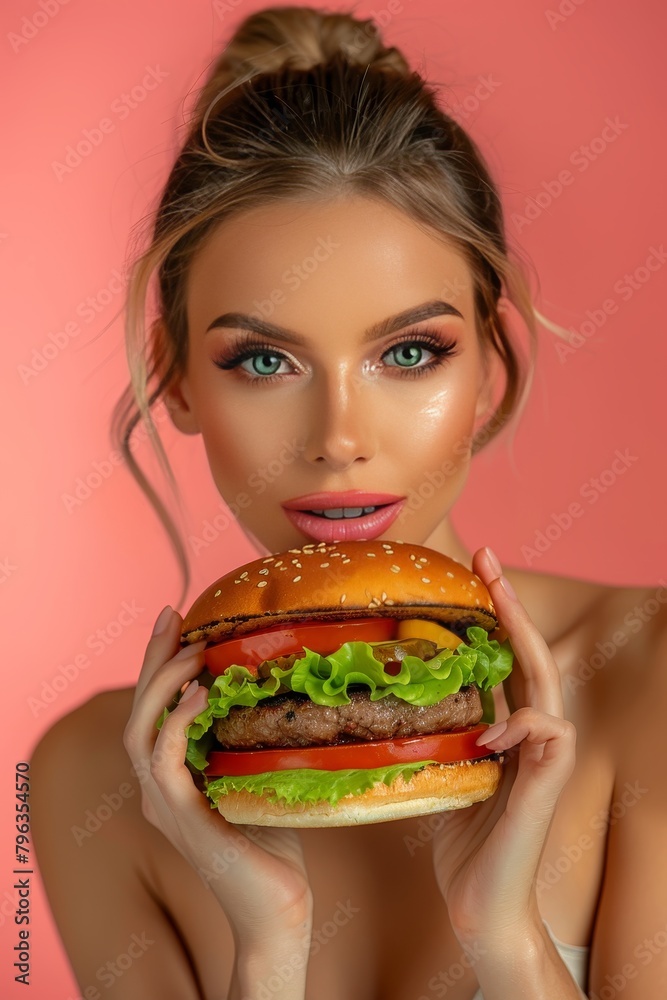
[483,546,502,577]
[180,679,199,703]
[476,720,508,745]
[499,575,517,601]
[152,605,173,636]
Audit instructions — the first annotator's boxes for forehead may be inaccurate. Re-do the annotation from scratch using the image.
[186,195,474,332]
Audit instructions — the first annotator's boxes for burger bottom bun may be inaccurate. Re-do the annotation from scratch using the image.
[214,757,504,828]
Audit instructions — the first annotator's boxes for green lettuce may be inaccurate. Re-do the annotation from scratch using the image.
[205,761,441,808]
[160,626,513,774]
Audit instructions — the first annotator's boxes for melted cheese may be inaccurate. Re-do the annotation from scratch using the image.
[395,619,462,650]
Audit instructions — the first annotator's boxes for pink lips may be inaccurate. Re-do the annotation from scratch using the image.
[280,491,406,543]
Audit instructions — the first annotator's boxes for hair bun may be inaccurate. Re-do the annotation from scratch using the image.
[193,6,411,122]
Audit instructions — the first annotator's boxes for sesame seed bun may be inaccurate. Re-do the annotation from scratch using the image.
[181,539,497,644]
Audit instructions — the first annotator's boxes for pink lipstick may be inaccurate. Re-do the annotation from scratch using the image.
[281,491,406,543]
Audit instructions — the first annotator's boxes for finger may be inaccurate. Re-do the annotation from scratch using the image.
[472,547,563,717]
[476,707,576,796]
[150,680,214,812]
[133,606,182,703]
[124,641,208,762]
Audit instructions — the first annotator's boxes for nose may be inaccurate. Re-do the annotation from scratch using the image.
[301,366,377,471]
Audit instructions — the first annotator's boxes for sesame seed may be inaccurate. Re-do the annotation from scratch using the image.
[446,571,454,578]
[293,576,302,583]
[214,589,222,597]
[258,568,269,575]
[257,581,268,588]
[342,558,351,564]
[381,592,387,601]
[385,599,394,606]
[410,554,416,560]
[234,579,242,584]
[274,560,283,567]
[340,594,346,604]
[262,557,275,564]
[470,580,477,587]
[320,562,330,568]
[390,565,401,573]
[421,577,431,584]
[366,552,376,557]
[462,583,467,590]
[381,543,392,549]
[288,549,301,554]
[240,571,249,578]
[475,597,480,604]
[385,549,394,555]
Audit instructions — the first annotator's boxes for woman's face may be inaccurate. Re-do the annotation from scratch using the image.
[168,195,496,554]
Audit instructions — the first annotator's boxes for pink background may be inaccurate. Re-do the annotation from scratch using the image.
[2,0,665,995]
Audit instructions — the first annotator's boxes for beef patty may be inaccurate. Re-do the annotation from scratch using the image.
[212,685,483,748]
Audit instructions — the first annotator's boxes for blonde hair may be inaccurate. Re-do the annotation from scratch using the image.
[112,4,569,610]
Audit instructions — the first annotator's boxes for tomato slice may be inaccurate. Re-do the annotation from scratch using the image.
[204,725,493,776]
[204,617,397,676]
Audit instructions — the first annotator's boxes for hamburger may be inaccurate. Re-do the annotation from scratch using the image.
[159,539,514,827]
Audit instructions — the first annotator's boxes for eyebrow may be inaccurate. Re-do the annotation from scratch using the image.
[205,299,464,345]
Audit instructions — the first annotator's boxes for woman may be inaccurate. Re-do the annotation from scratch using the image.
[31,7,666,999]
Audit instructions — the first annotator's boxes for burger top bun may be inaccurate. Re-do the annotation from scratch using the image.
[181,540,497,644]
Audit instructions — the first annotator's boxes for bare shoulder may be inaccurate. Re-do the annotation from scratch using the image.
[30,688,204,997]
[505,561,665,644]
[31,686,139,809]
[30,686,144,866]
[502,562,615,645]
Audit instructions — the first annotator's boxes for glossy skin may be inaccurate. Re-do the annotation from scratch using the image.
[31,197,667,999]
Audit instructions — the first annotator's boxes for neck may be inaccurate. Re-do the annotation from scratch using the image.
[420,517,473,571]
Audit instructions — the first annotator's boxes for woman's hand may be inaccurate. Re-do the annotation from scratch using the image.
[122,605,313,949]
[430,547,577,945]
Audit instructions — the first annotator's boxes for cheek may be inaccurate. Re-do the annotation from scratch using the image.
[194,384,303,490]
[399,379,479,468]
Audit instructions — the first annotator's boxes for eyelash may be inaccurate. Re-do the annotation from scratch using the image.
[211,327,459,385]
